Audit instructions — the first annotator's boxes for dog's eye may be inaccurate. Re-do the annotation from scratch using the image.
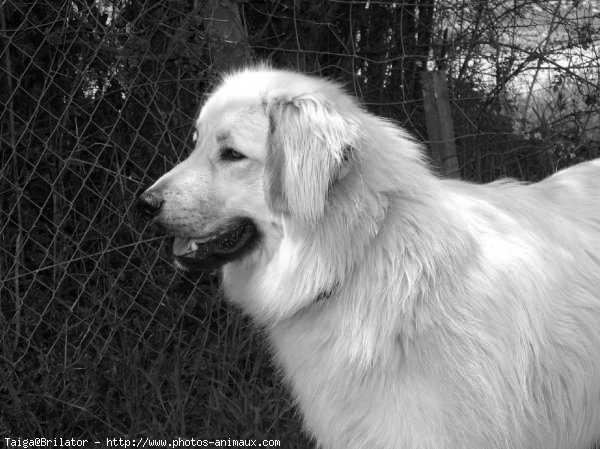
[220,147,246,162]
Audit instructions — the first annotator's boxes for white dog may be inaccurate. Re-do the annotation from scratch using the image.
[138,66,600,449]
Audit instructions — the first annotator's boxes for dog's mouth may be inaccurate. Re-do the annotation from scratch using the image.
[171,218,259,271]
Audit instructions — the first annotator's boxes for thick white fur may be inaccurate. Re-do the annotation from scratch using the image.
[151,66,600,448]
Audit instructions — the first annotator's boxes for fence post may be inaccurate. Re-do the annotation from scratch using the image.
[420,70,460,178]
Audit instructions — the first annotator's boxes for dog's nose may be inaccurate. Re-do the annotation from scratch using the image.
[137,191,163,219]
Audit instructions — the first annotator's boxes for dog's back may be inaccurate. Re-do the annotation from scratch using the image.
[536,159,600,224]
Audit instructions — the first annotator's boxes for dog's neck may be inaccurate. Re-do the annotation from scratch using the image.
[284,286,337,322]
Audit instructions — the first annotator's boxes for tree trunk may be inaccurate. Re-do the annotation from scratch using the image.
[204,0,250,72]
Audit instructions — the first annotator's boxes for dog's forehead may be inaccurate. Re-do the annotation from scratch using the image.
[194,68,337,139]
[194,93,268,155]
[196,98,265,134]
[199,69,319,117]
[197,89,262,127]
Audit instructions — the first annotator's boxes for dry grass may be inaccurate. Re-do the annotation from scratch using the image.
[0,229,313,446]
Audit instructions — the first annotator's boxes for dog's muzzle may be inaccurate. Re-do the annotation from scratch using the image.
[138,191,259,271]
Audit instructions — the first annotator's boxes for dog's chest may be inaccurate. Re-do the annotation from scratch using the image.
[269,315,446,449]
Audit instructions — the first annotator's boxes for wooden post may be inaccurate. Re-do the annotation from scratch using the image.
[420,71,460,178]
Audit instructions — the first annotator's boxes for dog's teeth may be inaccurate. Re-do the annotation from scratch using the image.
[190,241,198,251]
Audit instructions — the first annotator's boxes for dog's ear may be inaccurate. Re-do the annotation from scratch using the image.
[265,92,357,224]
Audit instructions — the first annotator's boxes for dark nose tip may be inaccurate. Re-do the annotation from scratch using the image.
[137,191,163,219]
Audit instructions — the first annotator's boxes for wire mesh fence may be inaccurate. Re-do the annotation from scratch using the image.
[1,0,599,442]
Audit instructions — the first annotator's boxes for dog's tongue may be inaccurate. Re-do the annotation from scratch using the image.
[173,238,196,256]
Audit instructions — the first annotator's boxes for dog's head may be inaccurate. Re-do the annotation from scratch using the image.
[137,67,359,271]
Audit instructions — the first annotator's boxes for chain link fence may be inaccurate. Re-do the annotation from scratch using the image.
[1,0,599,442]
[0,0,307,441]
